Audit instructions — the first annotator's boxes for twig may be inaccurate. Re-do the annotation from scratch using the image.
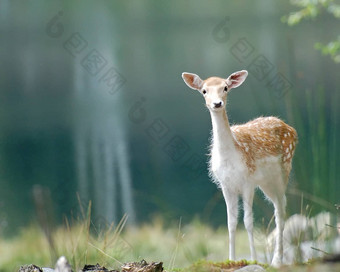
[311,247,331,255]
[325,224,340,229]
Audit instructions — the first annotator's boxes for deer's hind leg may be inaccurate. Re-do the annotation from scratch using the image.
[260,174,287,267]
[271,194,286,267]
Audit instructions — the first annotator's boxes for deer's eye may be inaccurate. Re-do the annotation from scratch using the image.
[224,86,228,92]
[202,90,207,94]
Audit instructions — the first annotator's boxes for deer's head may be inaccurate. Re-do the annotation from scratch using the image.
[182,70,248,111]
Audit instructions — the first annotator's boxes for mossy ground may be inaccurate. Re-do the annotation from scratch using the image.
[174,259,266,272]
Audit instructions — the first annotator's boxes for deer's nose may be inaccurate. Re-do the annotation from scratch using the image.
[213,101,223,108]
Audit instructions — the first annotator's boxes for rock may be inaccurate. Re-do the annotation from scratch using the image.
[121,260,164,272]
[19,258,164,272]
[266,212,338,264]
[80,263,118,272]
[42,269,55,272]
[323,253,340,263]
[18,264,43,272]
[55,256,72,272]
[234,265,266,272]
[267,214,310,250]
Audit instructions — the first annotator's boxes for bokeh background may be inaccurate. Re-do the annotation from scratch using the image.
[0,0,339,237]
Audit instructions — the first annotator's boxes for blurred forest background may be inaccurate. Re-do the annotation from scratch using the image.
[0,0,339,238]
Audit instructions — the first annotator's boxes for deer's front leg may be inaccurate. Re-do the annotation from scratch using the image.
[223,189,239,260]
[242,186,257,261]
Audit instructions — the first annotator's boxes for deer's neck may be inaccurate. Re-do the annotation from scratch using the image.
[210,110,236,153]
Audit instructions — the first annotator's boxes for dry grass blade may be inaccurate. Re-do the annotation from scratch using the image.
[88,242,123,265]
[168,217,182,271]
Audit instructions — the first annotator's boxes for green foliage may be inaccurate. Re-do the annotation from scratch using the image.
[282,0,340,25]
[285,86,339,212]
[315,36,340,63]
[282,0,340,63]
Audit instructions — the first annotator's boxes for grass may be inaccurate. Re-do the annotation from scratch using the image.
[1,206,339,272]
[122,218,256,270]
[0,213,259,272]
[1,196,338,272]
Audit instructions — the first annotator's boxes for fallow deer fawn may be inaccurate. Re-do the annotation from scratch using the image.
[181,70,297,266]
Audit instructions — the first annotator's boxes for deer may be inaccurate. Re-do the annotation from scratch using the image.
[181,70,297,267]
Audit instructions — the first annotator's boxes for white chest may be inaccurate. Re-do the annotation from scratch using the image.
[209,145,247,190]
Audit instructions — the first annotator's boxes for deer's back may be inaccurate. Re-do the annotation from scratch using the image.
[231,116,298,175]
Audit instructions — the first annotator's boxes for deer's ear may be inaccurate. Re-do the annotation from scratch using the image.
[226,70,248,89]
[182,72,203,90]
